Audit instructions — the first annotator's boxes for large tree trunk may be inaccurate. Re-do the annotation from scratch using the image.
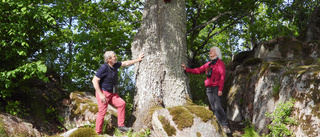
[130,0,190,130]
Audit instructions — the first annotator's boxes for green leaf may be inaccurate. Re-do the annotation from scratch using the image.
[21,7,26,12]
[17,50,26,56]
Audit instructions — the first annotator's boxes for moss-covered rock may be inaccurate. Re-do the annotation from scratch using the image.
[0,117,8,137]
[158,115,176,136]
[253,36,308,59]
[184,106,214,123]
[70,91,99,118]
[243,58,263,67]
[60,91,118,130]
[0,113,43,137]
[152,106,226,137]
[226,42,320,136]
[69,127,97,137]
[168,106,194,130]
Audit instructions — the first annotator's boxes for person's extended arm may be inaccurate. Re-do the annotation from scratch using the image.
[121,53,145,67]
[92,76,107,103]
[181,63,207,74]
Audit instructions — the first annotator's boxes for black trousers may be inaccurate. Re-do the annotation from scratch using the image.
[206,86,228,126]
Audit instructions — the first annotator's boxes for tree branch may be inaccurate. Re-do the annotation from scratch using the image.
[187,11,232,33]
[193,14,247,58]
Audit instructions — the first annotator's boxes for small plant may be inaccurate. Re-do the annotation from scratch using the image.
[113,128,122,136]
[264,99,297,137]
[242,121,259,137]
[5,101,29,117]
[57,126,64,132]
[57,116,64,123]
[143,128,151,136]
[272,80,281,100]
[83,124,95,129]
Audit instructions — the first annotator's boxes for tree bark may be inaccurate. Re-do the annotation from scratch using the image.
[130,0,191,130]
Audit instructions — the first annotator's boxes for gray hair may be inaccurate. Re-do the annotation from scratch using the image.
[104,51,114,63]
[210,46,222,59]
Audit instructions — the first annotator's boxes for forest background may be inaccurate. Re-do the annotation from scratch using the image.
[0,0,318,133]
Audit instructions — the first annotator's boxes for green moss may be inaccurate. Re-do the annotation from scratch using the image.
[279,39,304,57]
[272,59,288,65]
[269,66,280,73]
[168,106,194,130]
[70,92,99,120]
[246,72,258,85]
[233,51,253,63]
[309,85,320,119]
[184,106,214,123]
[227,85,239,104]
[186,98,195,106]
[196,132,201,137]
[264,42,276,51]
[311,96,320,118]
[243,58,263,67]
[259,60,286,77]
[283,65,320,77]
[288,62,320,136]
[297,115,316,136]
[272,80,281,101]
[282,36,293,42]
[144,105,164,128]
[236,67,250,76]
[69,127,97,137]
[211,119,224,135]
[295,78,320,136]
[0,117,8,137]
[158,115,176,136]
[259,62,270,77]
[304,59,317,65]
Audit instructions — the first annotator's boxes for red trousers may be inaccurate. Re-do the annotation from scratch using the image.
[95,90,126,134]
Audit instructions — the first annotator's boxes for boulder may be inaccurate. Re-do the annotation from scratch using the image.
[0,112,44,137]
[151,106,226,137]
[253,36,306,59]
[59,91,118,130]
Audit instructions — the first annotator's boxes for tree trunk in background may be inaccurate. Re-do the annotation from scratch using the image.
[130,0,190,130]
[299,5,320,41]
[307,5,320,41]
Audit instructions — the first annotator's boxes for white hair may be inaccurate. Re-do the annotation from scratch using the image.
[210,46,222,59]
[104,51,114,63]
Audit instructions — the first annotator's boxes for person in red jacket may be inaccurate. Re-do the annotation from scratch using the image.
[181,46,230,134]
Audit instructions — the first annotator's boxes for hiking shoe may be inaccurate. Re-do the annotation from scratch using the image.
[118,126,132,132]
[222,126,231,134]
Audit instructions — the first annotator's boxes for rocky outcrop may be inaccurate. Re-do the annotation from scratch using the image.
[58,91,118,132]
[225,36,320,136]
[0,112,44,137]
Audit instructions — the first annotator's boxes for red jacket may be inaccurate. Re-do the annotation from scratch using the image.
[185,59,226,91]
